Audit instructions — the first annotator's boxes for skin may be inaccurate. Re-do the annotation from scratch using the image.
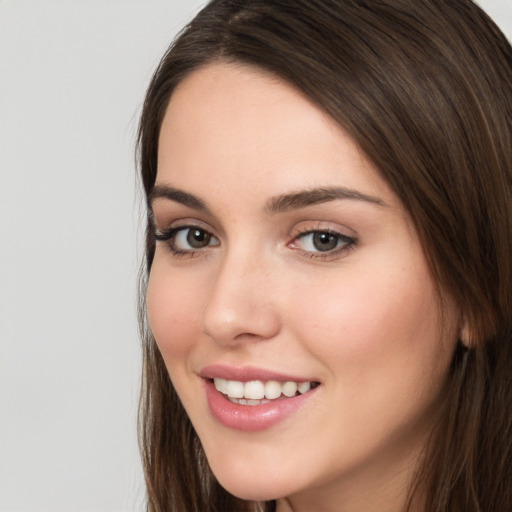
[147,62,461,512]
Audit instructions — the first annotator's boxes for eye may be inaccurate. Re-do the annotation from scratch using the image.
[290,229,356,257]
[175,227,215,249]
[154,225,219,255]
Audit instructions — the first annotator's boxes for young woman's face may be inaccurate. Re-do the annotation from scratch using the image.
[147,62,460,510]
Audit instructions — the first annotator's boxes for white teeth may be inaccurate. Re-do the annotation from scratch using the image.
[282,381,298,397]
[228,396,271,406]
[264,380,282,399]
[225,380,244,398]
[298,381,311,394]
[213,377,315,401]
[244,380,265,400]
[214,378,228,394]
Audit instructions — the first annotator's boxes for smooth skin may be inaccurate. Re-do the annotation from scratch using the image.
[147,62,461,512]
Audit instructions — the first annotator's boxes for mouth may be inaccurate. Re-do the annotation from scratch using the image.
[212,377,320,406]
[200,366,321,431]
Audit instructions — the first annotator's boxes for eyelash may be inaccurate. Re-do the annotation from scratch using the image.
[289,228,357,260]
[154,225,219,257]
[153,225,357,260]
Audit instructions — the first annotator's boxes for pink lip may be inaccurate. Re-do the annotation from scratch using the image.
[200,364,314,382]
[200,365,319,432]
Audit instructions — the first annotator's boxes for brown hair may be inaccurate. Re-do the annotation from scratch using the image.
[137,1,512,510]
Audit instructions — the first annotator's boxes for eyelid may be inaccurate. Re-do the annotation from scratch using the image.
[152,215,213,234]
[153,219,219,258]
[289,220,357,240]
[287,222,358,260]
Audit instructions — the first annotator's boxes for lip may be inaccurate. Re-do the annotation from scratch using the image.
[200,365,319,432]
[200,364,314,383]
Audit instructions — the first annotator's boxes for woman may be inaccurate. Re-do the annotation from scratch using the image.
[136,0,512,510]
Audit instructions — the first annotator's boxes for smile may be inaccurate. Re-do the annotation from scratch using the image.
[200,367,321,431]
[214,378,316,405]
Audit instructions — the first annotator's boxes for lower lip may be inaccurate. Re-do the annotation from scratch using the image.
[204,379,317,432]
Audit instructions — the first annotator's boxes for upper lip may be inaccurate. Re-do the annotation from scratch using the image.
[199,364,317,383]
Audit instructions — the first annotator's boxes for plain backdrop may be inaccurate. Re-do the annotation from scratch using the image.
[0,1,511,511]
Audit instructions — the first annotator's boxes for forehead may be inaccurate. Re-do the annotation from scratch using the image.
[156,62,393,206]
[159,62,340,160]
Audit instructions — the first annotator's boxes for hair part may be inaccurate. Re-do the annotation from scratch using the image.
[137,1,512,510]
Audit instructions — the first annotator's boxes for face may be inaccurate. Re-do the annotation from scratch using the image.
[147,62,460,511]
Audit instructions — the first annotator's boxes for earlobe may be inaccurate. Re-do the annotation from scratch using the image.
[459,318,472,348]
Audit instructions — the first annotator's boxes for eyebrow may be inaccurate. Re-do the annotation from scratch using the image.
[149,184,209,212]
[149,184,387,214]
[264,186,388,213]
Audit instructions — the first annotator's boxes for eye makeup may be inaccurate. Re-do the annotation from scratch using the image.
[288,228,357,260]
[154,224,219,257]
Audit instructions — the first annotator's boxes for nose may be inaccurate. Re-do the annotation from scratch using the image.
[202,252,281,347]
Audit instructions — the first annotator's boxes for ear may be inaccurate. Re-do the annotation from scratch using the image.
[459,317,472,348]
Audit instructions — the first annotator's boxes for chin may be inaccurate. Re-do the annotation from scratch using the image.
[207,457,293,502]
[217,480,284,503]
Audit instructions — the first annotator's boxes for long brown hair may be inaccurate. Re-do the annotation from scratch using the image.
[137,1,512,510]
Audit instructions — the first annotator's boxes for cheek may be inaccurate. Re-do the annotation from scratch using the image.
[146,259,202,364]
[283,261,458,467]
[288,260,454,384]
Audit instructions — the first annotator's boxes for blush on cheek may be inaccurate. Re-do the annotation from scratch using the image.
[146,270,203,366]
[292,264,439,369]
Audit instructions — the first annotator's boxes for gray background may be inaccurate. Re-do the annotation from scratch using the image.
[1,1,510,511]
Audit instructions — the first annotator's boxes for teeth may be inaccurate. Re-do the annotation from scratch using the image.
[214,378,315,401]
[264,380,282,399]
[225,380,244,398]
[282,381,298,397]
[214,378,228,394]
[228,396,272,406]
[244,380,265,399]
[298,381,311,394]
